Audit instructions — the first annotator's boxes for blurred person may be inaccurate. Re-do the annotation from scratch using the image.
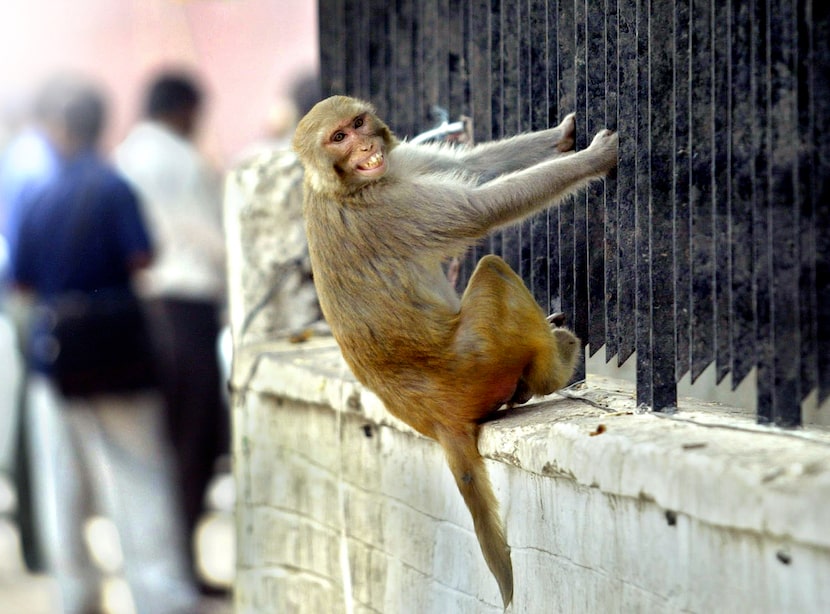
[114,70,229,590]
[0,79,64,574]
[0,84,62,264]
[10,76,199,614]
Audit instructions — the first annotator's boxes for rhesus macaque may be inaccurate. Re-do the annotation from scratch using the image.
[293,95,618,609]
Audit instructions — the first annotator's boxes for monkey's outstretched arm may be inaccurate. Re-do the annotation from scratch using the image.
[455,113,576,177]
[396,129,617,244]
[472,131,616,227]
[396,114,576,182]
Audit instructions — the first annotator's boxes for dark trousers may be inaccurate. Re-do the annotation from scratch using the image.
[146,297,229,565]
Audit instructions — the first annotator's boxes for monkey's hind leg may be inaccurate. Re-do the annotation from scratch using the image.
[509,316,581,405]
[460,254,581,401]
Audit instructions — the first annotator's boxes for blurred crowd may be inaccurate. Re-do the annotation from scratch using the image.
[0,70,232,614]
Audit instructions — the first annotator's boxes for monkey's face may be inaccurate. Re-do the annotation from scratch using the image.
[294,96,399,195]
[326,112,389,184]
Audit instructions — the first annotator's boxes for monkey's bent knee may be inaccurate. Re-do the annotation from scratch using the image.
[470,254,521,284]
[475,254,510,273]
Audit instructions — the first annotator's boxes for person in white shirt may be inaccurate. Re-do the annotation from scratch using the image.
[115,72,228,592]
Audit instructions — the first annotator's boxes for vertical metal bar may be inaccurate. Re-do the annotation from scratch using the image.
[557,0,576,316]
[490,0,505,140]
[649,0,678,412]
[451,0,473,288]
[437,0,452,122]
[557,0,582,380]
[768,0,801,426]
[467,0,493,272]
[573,0,590,372]
[448,0,467,116]
[815,0,830,406]
[529,0,551,309]
[501,0,522,273]
[752,0,774,422]
[603,0,620,363]
[713,0,732,386]
[587,0,608,358]
[358,0,372,97]
[318,0,346,95]
[689,0,715,384]
[517,0,533,283]
[635,0,653,407]
[728,0,757,391]
[439,0,454,110]
[616,0,638,368]
[342,0,361,96]
[406,0,420,135]
[673,0,692,382]
[368,0,391,107]
[796,0,817,402]
[420,0,436,115]
[392,0,417,136]
[488,0,505,257]
[503,0,522,134]
[467,0,492,142]
[546,0,563,316]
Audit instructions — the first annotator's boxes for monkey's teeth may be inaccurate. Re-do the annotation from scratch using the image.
[361,152,384,170]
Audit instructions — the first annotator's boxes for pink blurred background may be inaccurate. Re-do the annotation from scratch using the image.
[0,0,319,168]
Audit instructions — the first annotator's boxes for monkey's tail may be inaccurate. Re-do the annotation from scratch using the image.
[436,424,513,610]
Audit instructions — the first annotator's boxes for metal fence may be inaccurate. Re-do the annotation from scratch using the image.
[317,0,829,427]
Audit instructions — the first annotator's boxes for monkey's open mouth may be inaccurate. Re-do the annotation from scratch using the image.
[357,152,384,171]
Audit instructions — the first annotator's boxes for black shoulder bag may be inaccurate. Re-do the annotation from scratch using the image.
[29,173,158,398]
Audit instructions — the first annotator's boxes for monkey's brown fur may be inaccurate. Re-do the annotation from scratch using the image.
[293,96,618,609]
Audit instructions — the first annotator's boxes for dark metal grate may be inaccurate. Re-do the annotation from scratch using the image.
[318,0,830,427]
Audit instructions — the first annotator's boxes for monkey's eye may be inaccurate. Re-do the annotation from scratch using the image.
[332,131,346,143]
[354,116,364,129]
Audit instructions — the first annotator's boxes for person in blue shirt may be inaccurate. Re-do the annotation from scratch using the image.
[11,81,151,302]
[10,77,200,614]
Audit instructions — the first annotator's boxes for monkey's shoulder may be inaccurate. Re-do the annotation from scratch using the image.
[391,145,475,178]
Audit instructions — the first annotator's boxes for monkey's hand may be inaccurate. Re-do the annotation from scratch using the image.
[554,113,576,153]
[586,129,619,175]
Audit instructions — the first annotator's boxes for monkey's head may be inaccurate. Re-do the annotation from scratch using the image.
[293,95,399,196]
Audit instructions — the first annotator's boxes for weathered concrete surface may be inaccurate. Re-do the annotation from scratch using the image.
[224,150,324,349]
[230,340,830,614]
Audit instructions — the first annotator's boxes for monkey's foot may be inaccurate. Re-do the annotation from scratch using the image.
[506,379,533,407]
[547,312,567,328]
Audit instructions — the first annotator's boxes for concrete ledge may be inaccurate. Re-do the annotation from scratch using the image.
[231,338,830,613]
